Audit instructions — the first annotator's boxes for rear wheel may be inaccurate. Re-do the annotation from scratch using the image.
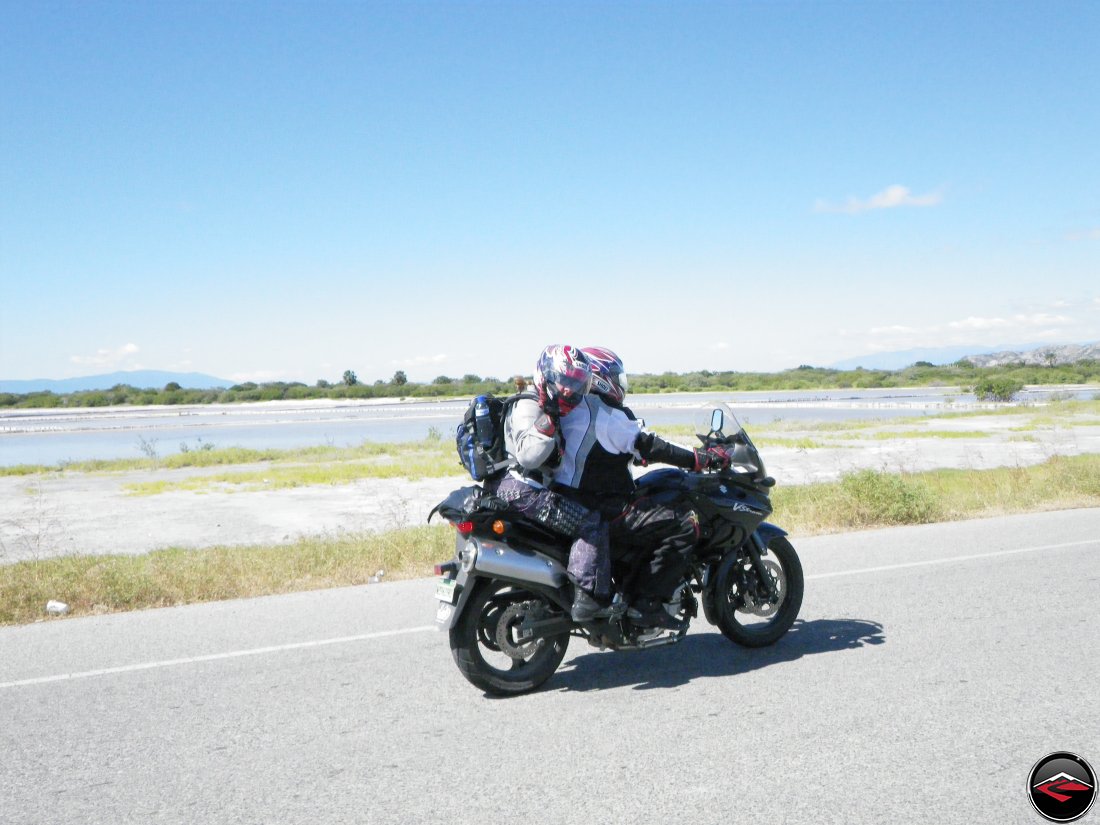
[715,537,803,647]
[449,579,570,695]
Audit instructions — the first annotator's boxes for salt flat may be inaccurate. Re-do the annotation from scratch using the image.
[2,408,1099,562]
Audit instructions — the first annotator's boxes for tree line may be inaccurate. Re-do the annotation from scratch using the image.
[626,360,1100,395]
[2,360,1098,409]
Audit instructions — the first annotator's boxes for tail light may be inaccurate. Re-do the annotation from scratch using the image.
[434,561,458,577]
[454,521,474,536]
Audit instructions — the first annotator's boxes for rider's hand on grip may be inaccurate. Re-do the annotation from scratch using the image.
[694,446,732,472]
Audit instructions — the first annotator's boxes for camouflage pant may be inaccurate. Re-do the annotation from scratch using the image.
[495,475,610,597]
[610,495,700,599]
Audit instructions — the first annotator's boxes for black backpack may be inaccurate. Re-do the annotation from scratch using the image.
[455,391,536,481]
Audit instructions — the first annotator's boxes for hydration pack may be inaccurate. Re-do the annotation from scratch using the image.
[455,392,536,482]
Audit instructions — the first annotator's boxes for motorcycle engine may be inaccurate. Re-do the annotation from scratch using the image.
[664,581,698,623]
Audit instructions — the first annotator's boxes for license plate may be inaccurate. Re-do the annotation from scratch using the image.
[435,578,457,604]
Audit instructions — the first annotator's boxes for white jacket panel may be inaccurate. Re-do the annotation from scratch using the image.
[504,397,558,471]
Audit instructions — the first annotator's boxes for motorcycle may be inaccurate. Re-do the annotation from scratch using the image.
[430,402,804,695]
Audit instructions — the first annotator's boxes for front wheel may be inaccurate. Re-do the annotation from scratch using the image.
[449,579,570,696]
[715,537,804,647]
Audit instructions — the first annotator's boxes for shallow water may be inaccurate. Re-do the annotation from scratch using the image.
[0,387,1092,467]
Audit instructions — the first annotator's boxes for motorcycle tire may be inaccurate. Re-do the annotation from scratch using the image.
[450,579,570,696]
[715,536,804,648]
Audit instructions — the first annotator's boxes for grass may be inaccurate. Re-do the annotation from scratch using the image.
[771,454,1100,533]
[124,453,457,495]
[3,437,462,493]
[651,423,991,447]
[4,454,1100,626]
[754,436,828,450]
[0,437,456,478]
[863,429,992,440]
[0,525,456,626]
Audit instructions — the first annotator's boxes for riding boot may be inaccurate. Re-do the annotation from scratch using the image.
[571,588,612,623]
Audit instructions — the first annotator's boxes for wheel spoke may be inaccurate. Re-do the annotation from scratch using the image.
[715,538,804,648]
[452,579,571,695]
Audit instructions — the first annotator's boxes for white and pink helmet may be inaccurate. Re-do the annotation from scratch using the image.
[582,346,628,404]
[534,344,592,413]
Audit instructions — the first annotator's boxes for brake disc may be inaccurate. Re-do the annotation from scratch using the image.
[745,559,786,617]
[495,600,543,660]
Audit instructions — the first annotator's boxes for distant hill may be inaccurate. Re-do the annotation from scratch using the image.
[0,371,233,394]
[828,343,1036,370]
[960,342,1100,367]
[828,341,1100,370]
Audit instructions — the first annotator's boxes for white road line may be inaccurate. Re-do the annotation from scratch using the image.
[805,538,1097,580]
[0,625,436,690]
[3,537,1097,690]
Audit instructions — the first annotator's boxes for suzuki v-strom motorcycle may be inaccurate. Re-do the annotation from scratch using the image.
[431,403,804,695]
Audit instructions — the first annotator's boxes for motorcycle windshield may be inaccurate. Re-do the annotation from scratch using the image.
[693,402,744,442]
[694,402,765,477]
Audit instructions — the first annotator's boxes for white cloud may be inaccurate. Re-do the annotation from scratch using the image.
[70,342,140,368]
[946,316,1012,331]
[1066,227,1100,241]
[814,184,943,215]
[228,370,290,383]
[869,324,918,335]
[710,342,730,351]
[946,313,1072,332]
[857,312,1080,353]
[393,353,449,367]
[1023,313,1073,326]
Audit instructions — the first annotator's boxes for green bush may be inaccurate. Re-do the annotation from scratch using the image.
[973,377,1024,402]
[839,469,941,526]
[84,392,111,407]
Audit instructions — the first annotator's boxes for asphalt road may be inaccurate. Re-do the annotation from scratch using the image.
[2,509,1098,825]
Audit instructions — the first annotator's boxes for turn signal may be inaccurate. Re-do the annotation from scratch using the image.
[492,520,506,535]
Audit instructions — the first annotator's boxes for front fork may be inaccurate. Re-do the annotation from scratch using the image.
[745,533,779,603]
[702,523,787,622]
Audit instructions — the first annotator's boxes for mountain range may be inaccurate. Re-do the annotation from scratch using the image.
[958,342,1100,367]
[830,342,1100,370]
[0,371,233,394]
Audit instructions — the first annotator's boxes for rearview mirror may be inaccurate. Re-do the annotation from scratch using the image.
[710,408,724,433]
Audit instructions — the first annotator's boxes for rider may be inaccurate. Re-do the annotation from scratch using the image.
[493,345,612,623]
[551,346,731,628]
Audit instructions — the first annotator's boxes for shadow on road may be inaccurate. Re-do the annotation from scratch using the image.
[552,617,885,692]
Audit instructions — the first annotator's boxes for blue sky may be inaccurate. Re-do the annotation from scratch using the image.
[2,1,1098,383]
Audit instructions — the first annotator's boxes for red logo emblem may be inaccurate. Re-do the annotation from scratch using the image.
[1028,753,1096,823]
[1035,773,1094,803]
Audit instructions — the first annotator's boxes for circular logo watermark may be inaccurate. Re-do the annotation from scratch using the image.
[1028,752,1096,823]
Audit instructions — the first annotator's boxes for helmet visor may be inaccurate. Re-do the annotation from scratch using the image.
[547,367,591,400]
